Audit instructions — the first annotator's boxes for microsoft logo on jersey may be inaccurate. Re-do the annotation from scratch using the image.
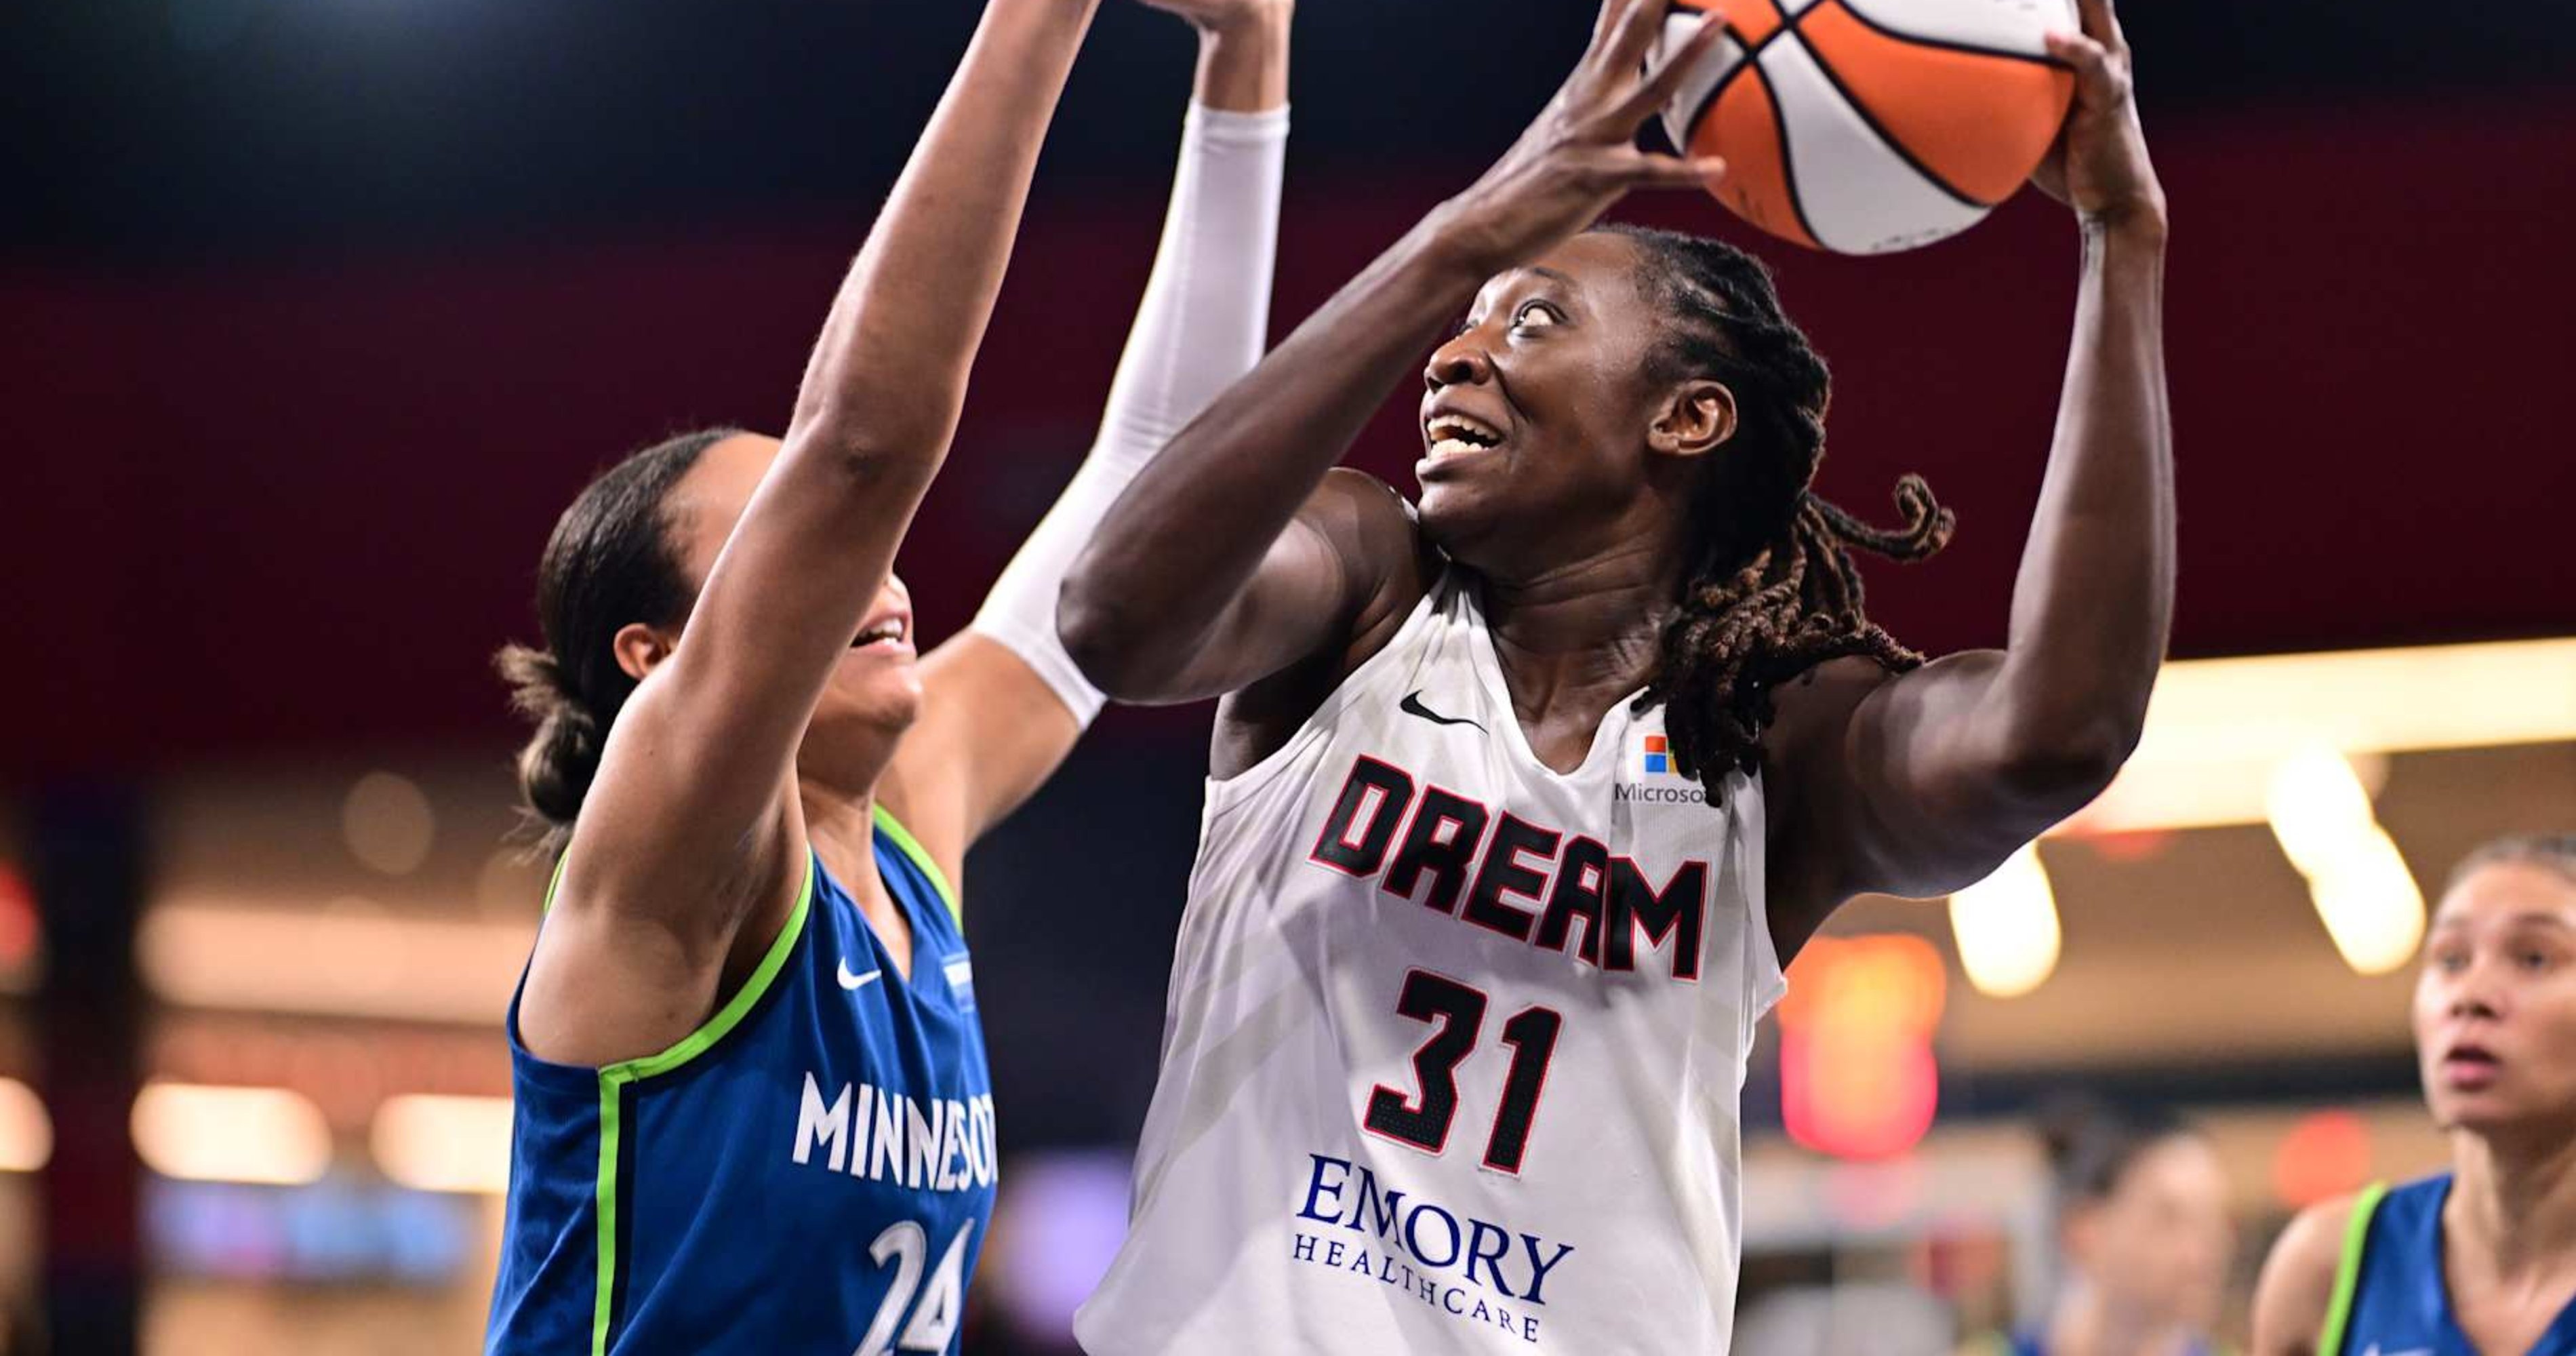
[1640,734,1676,777]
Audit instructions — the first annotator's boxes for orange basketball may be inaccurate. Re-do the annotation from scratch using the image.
[1655,0,2076,254]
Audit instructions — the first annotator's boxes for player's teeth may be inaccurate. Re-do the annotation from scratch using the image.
[1430,438,1482,460]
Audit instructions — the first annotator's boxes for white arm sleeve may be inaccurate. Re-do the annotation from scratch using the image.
[968,100,1290,726]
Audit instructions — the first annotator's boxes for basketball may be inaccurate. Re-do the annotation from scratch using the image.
[1656,0,2077,254]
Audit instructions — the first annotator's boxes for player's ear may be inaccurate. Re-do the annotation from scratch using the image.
[613,622,677,683]
[1645,379,1737,460]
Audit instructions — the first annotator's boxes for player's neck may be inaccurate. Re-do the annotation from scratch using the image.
[797,784,885,904]
[2451,1120,2576,1277]
[1476,541,1680,711]
[2050,1279,2199,1356]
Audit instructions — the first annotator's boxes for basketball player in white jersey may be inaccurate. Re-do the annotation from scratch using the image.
[1058,0,2169,1349]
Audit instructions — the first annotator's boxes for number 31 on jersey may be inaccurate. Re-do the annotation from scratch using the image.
[1363,969,1563,1176]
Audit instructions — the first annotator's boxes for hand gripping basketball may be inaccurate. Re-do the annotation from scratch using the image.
[1429,0,1731,277]
[2031,0,2165,232]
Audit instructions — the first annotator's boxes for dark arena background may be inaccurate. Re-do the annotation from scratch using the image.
[3,0,2574,1351]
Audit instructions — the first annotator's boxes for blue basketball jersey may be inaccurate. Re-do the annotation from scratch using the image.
[2324,1175,2576,1356]
[486,807,997,1355]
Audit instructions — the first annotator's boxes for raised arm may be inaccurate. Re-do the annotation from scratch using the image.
[881,0,1296,873]
[1056,0,1727,706]
[523,0,1099,1065]
[1766,0,2171,941]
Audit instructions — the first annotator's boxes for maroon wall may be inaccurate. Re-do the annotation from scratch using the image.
[7,94,2572,778]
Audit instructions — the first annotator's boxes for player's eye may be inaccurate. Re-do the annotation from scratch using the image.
[2432,949,2470,974]
[1511,300,1563,331]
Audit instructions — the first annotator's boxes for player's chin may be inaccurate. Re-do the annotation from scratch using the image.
[2423,1082,2522,1136]
[824,650,925,729]
[1413,472,1512,557]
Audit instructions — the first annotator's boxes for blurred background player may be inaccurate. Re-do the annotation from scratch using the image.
[9,0,2574,1349]
[1058,0,2169,1348]
[1969,1099,2234,1356]
[482,0,1290,1349]
[2253,835,2576,1356]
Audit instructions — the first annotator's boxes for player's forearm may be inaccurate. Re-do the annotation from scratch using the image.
[1992,218,2173,782]
[782,0,1100,476]
[973,85,1291,721]
[1058,217,1481,681]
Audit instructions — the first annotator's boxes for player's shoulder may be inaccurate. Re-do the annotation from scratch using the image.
[2276,1190,2365,1273]
[2253,1190,2376,1355]
[1306,469,1430,580]
[1302,468,1439,652]
[1760,655,1900,770]
[1777,654,1901,711]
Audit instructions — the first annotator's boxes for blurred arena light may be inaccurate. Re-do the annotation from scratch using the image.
[0,1078,54,1172]
[132,1083,333,1186]
[0,861,41,981]
[139,900,529,1022]
[2266,744,2426,975]
[342,770,437,876]
[371,1094,512,1194]
[983,1149,1135,1344]
[1945,843,2061,999]
[2272,1109,2375,1208]
[2058,637,2576,836]
[1779,936,1945,1160]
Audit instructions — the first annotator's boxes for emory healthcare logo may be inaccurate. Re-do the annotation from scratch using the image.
[1639,734,1674,777]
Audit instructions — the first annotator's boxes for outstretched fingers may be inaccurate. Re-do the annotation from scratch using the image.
[1611,9,1727,127]
[1586,0,1660,62]
[2042,28,2127,108]
[2070,0,2129,54]
[1595,0,1684,81]
[1618,148,1727,191]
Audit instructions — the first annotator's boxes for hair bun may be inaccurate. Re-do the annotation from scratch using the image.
[518,704,602,826]
[496,642,603,829]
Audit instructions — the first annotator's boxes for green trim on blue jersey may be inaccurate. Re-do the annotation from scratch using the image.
[587,851,816,1355]
[872,803,961,925]
[2316,1180,2390,1356]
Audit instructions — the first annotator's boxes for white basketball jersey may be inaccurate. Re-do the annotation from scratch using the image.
[1077,570,1786,1355]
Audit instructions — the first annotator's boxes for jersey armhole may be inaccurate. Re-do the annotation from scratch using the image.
[584,852,815,1356]
[1203,567,1452,806]
[511,848,809,1086]
[2316,1180,2390,1356]
[541,850,570,913]
[1736,767,1787,1021]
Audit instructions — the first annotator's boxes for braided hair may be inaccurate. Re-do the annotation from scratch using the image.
[1601,224,1954,784]
[494,426,740,846]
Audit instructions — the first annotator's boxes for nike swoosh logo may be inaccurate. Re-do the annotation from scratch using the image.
[837,959,883,991]
[2362,1347,2433,1356]
[1400,690,1486,732]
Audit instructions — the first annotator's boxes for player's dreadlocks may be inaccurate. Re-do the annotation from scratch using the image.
[1598,224,1955,785]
